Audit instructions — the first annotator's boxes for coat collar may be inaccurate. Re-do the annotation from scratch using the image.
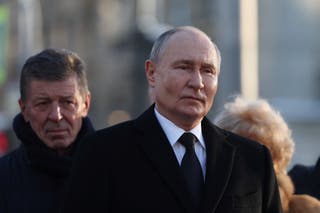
[134,105,193,212]
[134,105,236,213]
[12,113,95,178]
[313,157,320,179]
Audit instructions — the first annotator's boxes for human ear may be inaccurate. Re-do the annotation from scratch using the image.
[18,99,29,122]
[145,60,156,88]
[80,93,91,117]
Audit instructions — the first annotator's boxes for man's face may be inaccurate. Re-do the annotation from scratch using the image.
[146,30,220,130]
[19,75,90,150]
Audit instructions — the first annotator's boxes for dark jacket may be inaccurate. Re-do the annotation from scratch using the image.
[63,105,282,213]
[289,157,320,199]
[0,113,94,213]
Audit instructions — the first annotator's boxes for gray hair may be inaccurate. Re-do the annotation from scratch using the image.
[149,26,221,68]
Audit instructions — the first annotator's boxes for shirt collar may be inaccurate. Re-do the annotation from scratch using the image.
[154,108,205,148]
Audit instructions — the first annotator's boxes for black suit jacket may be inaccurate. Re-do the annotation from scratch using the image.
[63,105,282,213]
[289,157,320,199]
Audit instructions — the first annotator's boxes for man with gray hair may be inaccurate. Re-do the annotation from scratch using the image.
[63,26,282,213]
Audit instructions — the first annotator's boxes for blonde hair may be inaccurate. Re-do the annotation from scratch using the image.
[214,96,295,174]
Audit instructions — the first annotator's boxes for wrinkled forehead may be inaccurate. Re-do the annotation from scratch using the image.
[26,76,82,97]
[28,73,86,91]
[160,30,221,68]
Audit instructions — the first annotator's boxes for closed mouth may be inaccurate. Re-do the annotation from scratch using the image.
[46,129,68,134]
[182,96,204,102]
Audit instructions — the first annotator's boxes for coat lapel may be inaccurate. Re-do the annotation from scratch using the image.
[133,106,236,213]
[200,118,236,213]
[133,105,195,213]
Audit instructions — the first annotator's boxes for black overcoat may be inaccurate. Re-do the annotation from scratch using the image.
[63,105,282,213]
[0,115,94,213]
[289,157,320,199]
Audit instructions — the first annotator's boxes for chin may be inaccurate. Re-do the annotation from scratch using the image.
[47,139,74,150]
[180,107,205,117]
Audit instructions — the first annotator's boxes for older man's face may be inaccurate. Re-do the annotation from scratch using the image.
[19,75,90,151]
[146,29,220,130]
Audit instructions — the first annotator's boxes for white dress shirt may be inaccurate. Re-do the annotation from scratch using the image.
[154,108,207,177]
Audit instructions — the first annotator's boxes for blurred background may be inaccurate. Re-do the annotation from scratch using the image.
[0,0,319,169]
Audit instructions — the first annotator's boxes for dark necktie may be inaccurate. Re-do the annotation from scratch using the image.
[179,132,204,208]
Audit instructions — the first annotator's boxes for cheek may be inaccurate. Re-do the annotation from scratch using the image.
[154,71,188,100]
[164,73,187,93]
[28,116,46,134]
[26,110,44,125]
[165,79,181,94]
[205,79,218,98]
[65,111,83,126]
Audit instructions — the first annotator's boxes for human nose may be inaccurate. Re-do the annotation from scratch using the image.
[48,102,63,122]
[188,70,204,89]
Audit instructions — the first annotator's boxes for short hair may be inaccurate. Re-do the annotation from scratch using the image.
[20,48,89,101]
[149,26,221,68]
[149,27,181,63]
[214,96,295,173]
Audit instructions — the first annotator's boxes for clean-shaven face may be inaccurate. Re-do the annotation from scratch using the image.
[146,28,220,130]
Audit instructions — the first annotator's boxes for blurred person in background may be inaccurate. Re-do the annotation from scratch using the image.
[0,131,8,157]
[0,48,94,213]
[63,26,281,213]
[0,113,10,156]
[289,157,320,200]
[214,96,320,213]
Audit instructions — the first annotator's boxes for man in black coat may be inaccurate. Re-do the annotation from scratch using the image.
[63,26,282,213]
[289,157,320,199]
[0,49,94,213]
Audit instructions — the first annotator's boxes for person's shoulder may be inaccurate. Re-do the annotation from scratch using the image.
[289,163,315,180]
[214,124,265,151]
[0,146,25,178]
[75,120,137,160]
[210,125,274,176]
[97,120,135,135]
[290,157,320,177]
[78,119,135,148]
[216,126,272,164]
[0,146,23,165]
